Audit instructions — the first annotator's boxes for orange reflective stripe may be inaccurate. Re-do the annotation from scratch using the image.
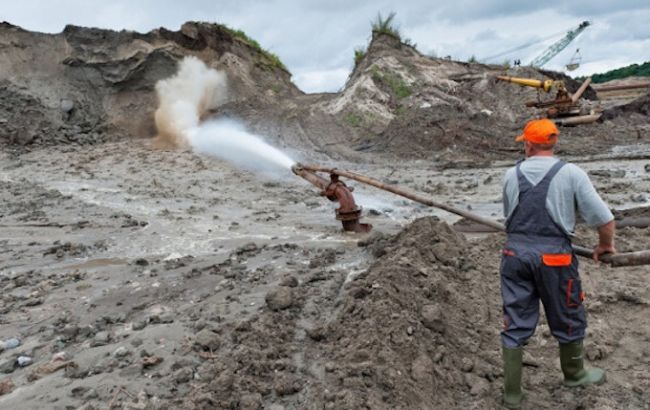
[542,253,572,266]
[579,291,586,302]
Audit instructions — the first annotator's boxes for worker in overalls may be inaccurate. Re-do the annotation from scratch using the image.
[500,119,616,408]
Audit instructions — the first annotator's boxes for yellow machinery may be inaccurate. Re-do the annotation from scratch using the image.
[496,75,592,118]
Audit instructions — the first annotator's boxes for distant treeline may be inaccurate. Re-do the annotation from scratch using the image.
[577,61,650,83]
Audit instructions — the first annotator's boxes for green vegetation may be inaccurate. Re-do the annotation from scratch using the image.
[502,59,511,69]
[371,12,400,38]
[344,112,363,127]
[576,61,650,83]
[468,55,477,63]
[222,25,288,72]
[354,46,367,65]
[370,65,412,99]
[370,11,416,49]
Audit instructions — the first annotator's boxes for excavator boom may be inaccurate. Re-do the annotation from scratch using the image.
[496,76,555,92]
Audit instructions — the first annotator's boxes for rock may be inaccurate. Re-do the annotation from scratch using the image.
[522,350,540,367]
[645,163,650,173]
[60,99,74,113]
[279,275,299,288]
[265,287,294,311]
[132,320,147,331]
[17,356,33,367]
[305,325,328,342]
[239,392,263,410]
[149,312,174,324]
[52,351,71,361]
[113,346,130,358]
[466,373,490,396]
[589,169,626,178]
[631,193,647,203]
[27,360,71,381]
[173,367,193,384]
[0,359,15,374]
[273,374,301,396]
[420,304,445,333]
[134,258,149,266]
[0,338,20,351]
[195,329,221,351]
[460,357,474,372]
[0,378,14,395]
[142,355,163,368]
[411,354,433,383]
[91,331,110,347]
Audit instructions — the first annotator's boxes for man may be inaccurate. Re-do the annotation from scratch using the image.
[500,119,616,408]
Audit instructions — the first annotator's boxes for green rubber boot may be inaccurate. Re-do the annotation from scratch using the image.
[502,346,524,409]
[560,341,606,387]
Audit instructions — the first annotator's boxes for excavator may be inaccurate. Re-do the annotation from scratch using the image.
[495,75,600,125]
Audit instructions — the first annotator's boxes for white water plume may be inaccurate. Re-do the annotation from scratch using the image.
[154,56,295,172]
[187,119,295,172]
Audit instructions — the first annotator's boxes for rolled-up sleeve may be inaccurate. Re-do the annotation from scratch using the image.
[572,166,614,228]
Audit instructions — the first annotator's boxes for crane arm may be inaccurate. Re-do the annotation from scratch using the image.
[529,21,591,67]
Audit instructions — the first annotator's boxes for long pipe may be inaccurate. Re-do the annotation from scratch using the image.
[554,114,601,126]
[592,82,650,92]
[571,77,592,103]
[299,164,650,267]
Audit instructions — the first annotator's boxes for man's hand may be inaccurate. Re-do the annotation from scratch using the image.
[593,243,616,261]
[593,219,616,261]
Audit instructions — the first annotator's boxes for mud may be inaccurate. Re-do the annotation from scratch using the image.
[0,139,649,410]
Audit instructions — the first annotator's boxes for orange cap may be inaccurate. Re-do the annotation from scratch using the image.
[515,119,559,144]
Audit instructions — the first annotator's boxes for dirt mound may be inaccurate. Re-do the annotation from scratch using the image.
[311,217,501,408]
[170,217,503,409]
[601,93,650,120]
[317,32,625,161]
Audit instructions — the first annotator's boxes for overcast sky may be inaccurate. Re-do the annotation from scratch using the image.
[2,0,649,92]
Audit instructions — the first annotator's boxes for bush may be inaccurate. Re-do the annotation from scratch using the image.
[344,112,363,127]
[222,25,288,72]
[371,65,411,99]
[577,61,650,83]
[371,12,400,38]
[354,47,367,65]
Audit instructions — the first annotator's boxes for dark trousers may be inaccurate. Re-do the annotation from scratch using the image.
[500,248,586,348]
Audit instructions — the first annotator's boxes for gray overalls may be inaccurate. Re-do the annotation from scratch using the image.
[500,160,586,348]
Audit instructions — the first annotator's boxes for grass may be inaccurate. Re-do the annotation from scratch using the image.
[354,47,367,66]
[371,65,412,99]
[370,12,417,50]
[371,12,400,38]
[222,25,288,72]
[344,112,363,127]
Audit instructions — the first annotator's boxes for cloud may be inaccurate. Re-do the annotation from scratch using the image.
[292,68,351,93]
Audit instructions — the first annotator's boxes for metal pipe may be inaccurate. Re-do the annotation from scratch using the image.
[571,77,592,103]
[592,82,650,92]
[292,164,371,233]
[554,114,601,126]
[300,164,650,267]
